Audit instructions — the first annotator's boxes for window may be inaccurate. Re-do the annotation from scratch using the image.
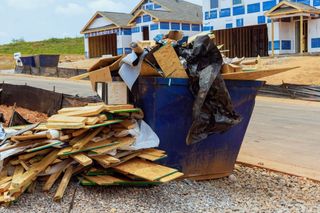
[233,0,242,5]
[182,23,191,31]
[210,0,218,9]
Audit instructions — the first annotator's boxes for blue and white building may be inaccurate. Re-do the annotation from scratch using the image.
[81,0,202,58]
[202,0,320,55]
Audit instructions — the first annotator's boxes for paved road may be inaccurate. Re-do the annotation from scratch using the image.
[0,73,95,97]
[1,74,319,179]
[239,96,320,180]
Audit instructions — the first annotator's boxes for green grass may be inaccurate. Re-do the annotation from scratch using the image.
[0,37,84,55]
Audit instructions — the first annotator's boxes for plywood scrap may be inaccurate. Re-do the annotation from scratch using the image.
[153,44,188,78]
[89,66,112,90]
[114,158,178,181]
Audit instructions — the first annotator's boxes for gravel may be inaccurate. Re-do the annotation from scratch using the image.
[1,165,319,213]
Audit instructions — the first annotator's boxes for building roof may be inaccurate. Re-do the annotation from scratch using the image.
[147,0,202,23]
[128,0,202,25]
[265,0,320,17]
[81,0,202,34]
[98,11,133,27]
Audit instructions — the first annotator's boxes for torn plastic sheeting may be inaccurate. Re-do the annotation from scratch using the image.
[179,35,242,145]
[115,120,160,150]
[0,124,5,141]
[8,111,31,127]
[119,51,148,90]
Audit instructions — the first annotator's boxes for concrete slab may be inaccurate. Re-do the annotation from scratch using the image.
[238,96,320,181]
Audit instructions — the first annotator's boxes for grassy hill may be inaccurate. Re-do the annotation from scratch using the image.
[0,37,84,55]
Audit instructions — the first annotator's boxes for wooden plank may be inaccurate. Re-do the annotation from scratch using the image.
[18,149,52,161]
[159,172,184,183]
[69,72,90,80]
[0,176,12,185]
[11,133,48,141]
[85,117,100,125]
[84,120,123,129]
[113,158,178,181]
[91,155,120,168]
[43,166,68,191]
[25,141,63,153]
[138,153,167,162]
[72,128,89,137]
[90,137,135,155]
[71,154,93,166]
[11,150,59,190]
[222,67,299,80]
[47,115,88,124]
[153,44,188,78]
[120,119,136,129]
[104,104,134,111]
[58,105,105,117]
[46,122,85,130]
[72,127,103,150]
[58,140,116,156]
[53,166,73,202]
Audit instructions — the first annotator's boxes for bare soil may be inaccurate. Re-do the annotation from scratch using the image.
[0,105,48,126]
[260,55,320,85]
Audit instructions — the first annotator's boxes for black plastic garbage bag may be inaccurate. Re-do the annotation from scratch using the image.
[179,35,241,145]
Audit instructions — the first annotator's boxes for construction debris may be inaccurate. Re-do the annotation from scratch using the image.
[0,104,183,204]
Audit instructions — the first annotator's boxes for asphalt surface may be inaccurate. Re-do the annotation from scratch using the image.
[1,73,319,179]
[0,73,95,97]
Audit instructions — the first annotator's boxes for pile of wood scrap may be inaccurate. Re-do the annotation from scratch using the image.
[221,56,261,74]
[0,103,183,204]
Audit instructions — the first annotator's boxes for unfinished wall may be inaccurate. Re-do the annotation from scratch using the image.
[308,18,320,53]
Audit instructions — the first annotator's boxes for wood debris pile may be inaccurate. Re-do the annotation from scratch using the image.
[0,103,183,204]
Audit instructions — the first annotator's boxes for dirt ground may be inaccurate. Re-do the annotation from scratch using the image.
[0,105,48,126]
[0,55,14,70]
[259,55,320,85]
[0,54,84,70]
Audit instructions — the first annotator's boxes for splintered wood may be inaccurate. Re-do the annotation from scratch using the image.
[0,103,182,204]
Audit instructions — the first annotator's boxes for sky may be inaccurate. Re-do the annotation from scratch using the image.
[0,0,202,44]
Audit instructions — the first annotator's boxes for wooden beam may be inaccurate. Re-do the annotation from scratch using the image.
[10,150,59,190]
[271,19,275,57]
[300,15,304,54]
[71,154,93,166]
[53,166,73,202]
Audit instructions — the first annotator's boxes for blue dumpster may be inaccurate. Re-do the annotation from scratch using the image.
[135,77,264,180]
[20,56,36,67]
